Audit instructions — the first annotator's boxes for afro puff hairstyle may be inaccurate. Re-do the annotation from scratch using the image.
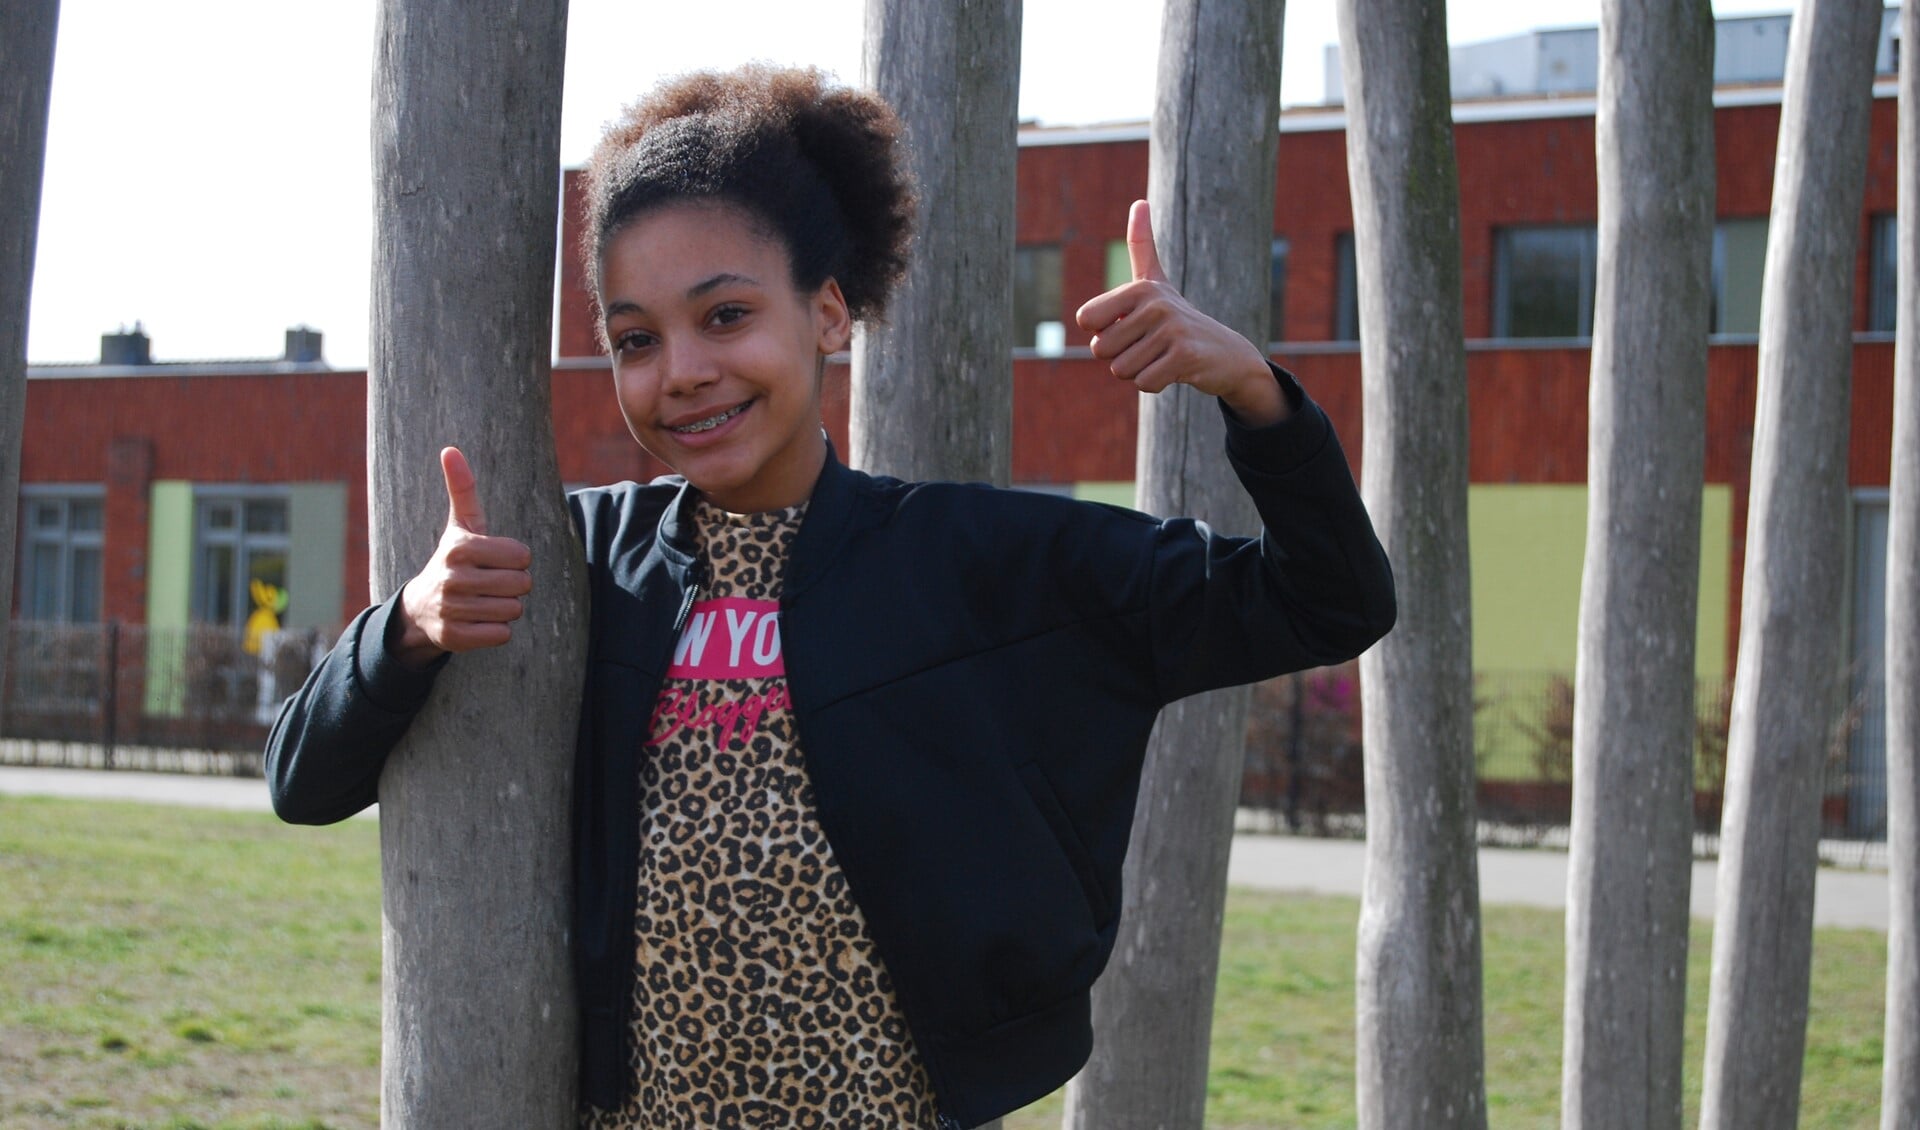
[581,65,917,327]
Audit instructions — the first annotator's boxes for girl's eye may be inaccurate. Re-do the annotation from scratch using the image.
[710,304,748,328]
[613,329,655,353]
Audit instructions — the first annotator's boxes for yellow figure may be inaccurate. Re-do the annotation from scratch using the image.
[245,578,290,655]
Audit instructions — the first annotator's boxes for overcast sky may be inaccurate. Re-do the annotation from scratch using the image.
[26,0,1792,368]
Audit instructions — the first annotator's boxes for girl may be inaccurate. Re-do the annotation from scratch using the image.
[268,65,1394,1130]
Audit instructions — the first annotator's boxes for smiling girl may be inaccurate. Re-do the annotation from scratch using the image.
[267,65,1394,1130]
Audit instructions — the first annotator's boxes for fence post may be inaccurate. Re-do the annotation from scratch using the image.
[102,620,119,770]
[1287,671,1305,830]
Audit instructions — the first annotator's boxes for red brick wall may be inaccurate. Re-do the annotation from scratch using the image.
[22,92,1900,651]
[20,371,370,628]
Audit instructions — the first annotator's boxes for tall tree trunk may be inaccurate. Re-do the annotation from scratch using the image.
[857,4,1020,1126]
[1336,1,1486,1127]
[1697,2,1880,1127]
[369,2,586,1125]
[0,0,59,698]
[1062,1,1282,1125]
[1882,3,1920,1123]
[1560,4,1713,1129]
[853,0,1020,487]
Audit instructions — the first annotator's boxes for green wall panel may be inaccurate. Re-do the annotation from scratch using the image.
[144,481,192,716]
[1072,481,1138,509]
[286,483,347,633]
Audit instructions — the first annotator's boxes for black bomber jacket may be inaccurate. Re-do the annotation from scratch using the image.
[265,369,1396,1128]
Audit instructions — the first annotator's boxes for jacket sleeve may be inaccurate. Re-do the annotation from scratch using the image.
[263,588,449,824]
[1146,364,1396,704]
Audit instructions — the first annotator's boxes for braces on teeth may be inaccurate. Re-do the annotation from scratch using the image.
[674,404,746,433]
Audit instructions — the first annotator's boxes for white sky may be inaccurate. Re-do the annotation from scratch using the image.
[26,0,1793,368]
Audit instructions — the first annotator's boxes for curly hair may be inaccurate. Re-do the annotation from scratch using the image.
[582,65,916,325]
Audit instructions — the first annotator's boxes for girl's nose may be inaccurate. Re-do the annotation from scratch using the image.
[659,338,718,395]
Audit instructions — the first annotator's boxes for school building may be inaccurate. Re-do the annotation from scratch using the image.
[13,11,1902,835]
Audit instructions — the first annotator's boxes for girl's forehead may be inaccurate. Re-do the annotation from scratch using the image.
[600,202,792,306]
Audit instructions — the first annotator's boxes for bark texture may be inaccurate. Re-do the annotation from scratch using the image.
[853,0,1021,486]
[1559,3,1713,1128]
[1335,1,1487,1126]
[1697,2,1881,1127]
[1883,3,1920,1123]
[0,0,60,696]
[1062,1,1282,1125]
[369,2,587,1125]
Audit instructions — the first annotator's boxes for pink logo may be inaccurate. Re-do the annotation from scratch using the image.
[666,597,784,679]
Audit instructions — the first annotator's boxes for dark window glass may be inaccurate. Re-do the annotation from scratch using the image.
[1713,218,1769,335]
[1334,233,1360,342]
[1870,213,1897,333]
[245,499,288,535]
[1494,226,1597,338]
[1268,238,1290,344]
[70,547,102,623]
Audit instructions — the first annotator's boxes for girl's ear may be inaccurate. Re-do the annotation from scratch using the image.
[814,278,853,355]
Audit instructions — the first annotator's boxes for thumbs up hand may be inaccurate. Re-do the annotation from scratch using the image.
[392,446,535,667]
[1074,200,1289,426]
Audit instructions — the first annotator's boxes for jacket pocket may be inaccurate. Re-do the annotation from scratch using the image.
[1016,761,1114,928]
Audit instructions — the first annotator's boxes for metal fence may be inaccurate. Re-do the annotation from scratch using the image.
[1240,664,1890,859]
[0,621,328,775]
[0,622,1893,860]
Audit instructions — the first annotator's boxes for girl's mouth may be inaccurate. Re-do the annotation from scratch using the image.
[668,402,749,434]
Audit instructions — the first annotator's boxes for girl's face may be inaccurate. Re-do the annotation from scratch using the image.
[600,201,851,513]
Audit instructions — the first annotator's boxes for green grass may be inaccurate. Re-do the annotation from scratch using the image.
[1,796,1889,1128]
[2,796,380,1129]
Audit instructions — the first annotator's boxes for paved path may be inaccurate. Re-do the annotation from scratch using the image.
[1,766,1888,930]
[1225,833,1889,932]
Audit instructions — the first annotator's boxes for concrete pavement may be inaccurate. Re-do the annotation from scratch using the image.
[0,765,1889,930]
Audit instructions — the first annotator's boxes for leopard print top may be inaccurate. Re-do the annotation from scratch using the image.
[579,499,942,1130]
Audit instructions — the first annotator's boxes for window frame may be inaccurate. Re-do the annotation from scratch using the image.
[17,485,106,624]
[192,488,291,630]
[1491,224,1599,340]
[1013,243,1065,355]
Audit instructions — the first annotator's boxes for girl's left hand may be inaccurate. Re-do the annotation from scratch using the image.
[1074,199,1290,427]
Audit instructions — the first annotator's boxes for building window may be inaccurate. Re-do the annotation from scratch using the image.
[1845,490,1889,838]
[1014,245,1064,354]
[1713,218,1769,335]
[1268,238,1290,344]
[194,495,289,637]
[1493,225,1598,338]
[1870,213,1897,333]
[18,491,104,622]
[1334,232,1360,342]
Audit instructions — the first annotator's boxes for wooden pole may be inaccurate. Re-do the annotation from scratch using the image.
[858,4,1021,1126]
[1560,3,1713,1128]
[0,0,60,701]
[1698,2,1881,1126]
[1062,1,1282,1125]
[1335,0,1487,1125]
[1882,2,1920,1123]
[369,1,586,1125]
[854,0,1021,487]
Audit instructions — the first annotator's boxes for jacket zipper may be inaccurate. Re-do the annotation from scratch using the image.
[671,559,705,632]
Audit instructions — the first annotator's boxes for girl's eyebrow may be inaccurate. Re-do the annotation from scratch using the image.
[687,272,759,298]
[602,273,762,320]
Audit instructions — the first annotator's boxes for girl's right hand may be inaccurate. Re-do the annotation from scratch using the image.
[390,447,534,668]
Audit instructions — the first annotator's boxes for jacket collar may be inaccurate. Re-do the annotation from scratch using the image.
[649,434,866,596]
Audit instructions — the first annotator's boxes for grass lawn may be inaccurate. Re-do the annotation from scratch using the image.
[0,795,1889,1128]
